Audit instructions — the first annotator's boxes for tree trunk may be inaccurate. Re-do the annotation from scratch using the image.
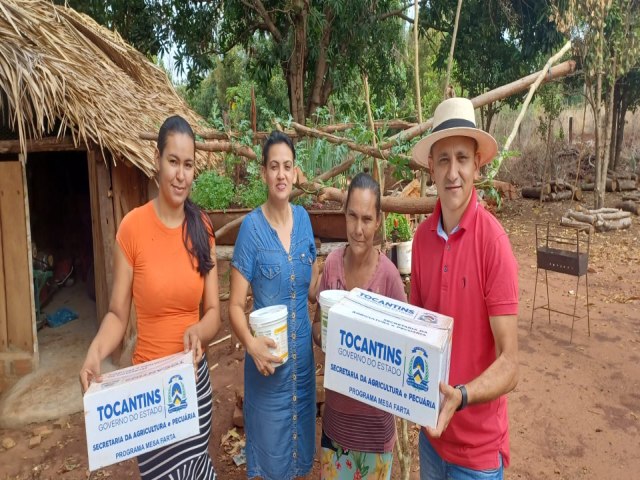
[306,8,333,118]
[287,0,309,124]
[614,92,629,172]
[600,52,618,203]
[484,103,497,133]
[593,64,603,208]
[609,79,621,171]
[617,179,637,191]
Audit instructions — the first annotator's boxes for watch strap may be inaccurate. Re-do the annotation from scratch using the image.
[454,384,468,411]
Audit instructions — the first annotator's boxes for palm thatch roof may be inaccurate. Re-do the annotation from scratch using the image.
[0,0,212,176]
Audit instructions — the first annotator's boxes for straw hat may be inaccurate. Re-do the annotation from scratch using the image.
[412,98,498,169]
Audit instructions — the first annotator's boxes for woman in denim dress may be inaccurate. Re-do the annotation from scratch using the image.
[229,131,319,479]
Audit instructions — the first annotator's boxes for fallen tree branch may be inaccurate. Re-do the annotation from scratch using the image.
[501,41,572,155]
[318,185,437,214]
[214,154,356,239]
[290,122,421,169]
[379,59,576,150]
[140,133,258,160]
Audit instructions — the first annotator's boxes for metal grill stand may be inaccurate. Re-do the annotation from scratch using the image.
[530,223,591,342]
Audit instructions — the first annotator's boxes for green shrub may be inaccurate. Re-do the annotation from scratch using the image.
[190,170,235,210]
[234,174,267,209]
[385,213,412,242]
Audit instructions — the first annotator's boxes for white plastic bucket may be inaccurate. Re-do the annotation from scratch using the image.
[249,305,288,365]
[319,290,348,352]
[397,239,413,275]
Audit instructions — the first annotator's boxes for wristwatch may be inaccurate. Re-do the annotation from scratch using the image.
[454,384,468,411]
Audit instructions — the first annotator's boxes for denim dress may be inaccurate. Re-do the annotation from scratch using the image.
[232,205,317,480]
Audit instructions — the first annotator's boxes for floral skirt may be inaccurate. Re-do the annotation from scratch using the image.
[320,431,393,480]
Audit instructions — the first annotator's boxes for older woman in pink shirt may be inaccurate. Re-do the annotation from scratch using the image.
[312,172,407,480]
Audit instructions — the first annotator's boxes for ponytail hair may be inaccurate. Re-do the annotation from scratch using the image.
[183,198,215,276]
[157,115,215,276]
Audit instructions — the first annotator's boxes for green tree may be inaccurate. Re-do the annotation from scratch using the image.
[54,0,166,57]
[214,1,412,123]
[61,1,413,123]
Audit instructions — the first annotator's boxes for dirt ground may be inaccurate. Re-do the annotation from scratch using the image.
[1,192,639,480]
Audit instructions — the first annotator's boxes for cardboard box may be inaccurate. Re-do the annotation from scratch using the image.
[324,288,453,428]
[83,351,199,471]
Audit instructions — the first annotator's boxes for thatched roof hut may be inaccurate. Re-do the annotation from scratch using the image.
[0,0,213,384]
[0,0,210,175]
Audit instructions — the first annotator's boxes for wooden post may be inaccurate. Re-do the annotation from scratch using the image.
[87,149,116,330]
[0,186,6,351]
[0,161,34,353]
[569,116,573,144]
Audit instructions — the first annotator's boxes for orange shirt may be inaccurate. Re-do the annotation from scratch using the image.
[116,201,207,364]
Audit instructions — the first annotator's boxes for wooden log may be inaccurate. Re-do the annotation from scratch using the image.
[589,207,624,214]
[549,190,573,201]
[0,136,86,154]
[617,179,637,191]
[622,191,640,202]
[572,187,583,202]
[615,201,638,215]
[608,171,638,181]
[581,183,595,191]
[380,60,576,149]
[561,217,594,233]
[606,178,618,192]
[140,133,258,161]
[522,186,548,199]
[598,217,632,231]
[567,210,597,224]
[598,211,631,221]
[193,120,417,141]
[216,242,347,261]
[319,186,438,214]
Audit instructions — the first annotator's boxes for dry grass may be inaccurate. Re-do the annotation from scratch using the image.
[490,104,640,186]
[0,0,213,176]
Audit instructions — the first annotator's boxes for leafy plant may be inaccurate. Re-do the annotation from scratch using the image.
[385,213,412,242]
[190,170,235,210]
[234,173,267,209]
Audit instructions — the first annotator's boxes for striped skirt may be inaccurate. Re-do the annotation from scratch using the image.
[137,357,216,480]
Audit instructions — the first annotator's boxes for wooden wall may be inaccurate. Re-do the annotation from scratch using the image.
[88,150,148,364]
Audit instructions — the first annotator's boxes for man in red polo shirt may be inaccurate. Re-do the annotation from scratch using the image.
[410,97,519,480]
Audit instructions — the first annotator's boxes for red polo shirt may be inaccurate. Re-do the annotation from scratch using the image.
[410,188,519,470]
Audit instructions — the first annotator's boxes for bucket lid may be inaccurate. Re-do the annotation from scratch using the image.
[249,305,287,325]
[319,289,348,307]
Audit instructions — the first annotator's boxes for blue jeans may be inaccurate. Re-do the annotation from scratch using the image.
[419,431,503,480]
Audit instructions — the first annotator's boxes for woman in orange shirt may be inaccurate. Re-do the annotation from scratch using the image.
[79,116,221,479]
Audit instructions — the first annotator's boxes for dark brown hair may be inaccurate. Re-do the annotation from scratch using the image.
[158,115,214,276]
